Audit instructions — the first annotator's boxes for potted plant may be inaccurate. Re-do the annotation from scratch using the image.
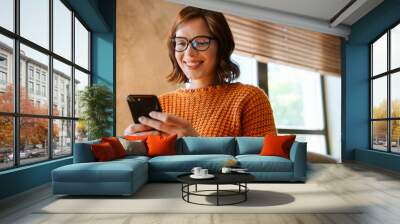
[79,84,113,140]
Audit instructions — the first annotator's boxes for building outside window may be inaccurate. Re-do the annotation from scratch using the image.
[0,0,91,170]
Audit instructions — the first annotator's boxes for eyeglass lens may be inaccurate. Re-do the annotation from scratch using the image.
[173,36,212,52]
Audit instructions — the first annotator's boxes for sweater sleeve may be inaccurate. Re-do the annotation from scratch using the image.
[241,88,277,136]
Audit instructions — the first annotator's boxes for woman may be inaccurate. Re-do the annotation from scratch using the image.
[124,6,276,137]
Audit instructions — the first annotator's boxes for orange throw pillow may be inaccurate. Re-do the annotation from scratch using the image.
[124,135,148,141]
[146,134,177,157]
[91,142,117,161]
[101,137,127,158]
[260,135,296,159]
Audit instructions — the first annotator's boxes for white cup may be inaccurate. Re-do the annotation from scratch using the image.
[191,167,202,176]
[200,169,208,176]
[221,167,232,174]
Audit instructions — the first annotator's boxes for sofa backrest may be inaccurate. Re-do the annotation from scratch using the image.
[177,137,236,155]
[235,137,264,155]
[73,139,100,163]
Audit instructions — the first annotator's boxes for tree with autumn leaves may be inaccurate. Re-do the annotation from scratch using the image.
[0,84,59,151]
[373,99,400,142]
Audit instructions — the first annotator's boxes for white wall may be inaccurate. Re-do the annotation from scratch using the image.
[324,75,342,162]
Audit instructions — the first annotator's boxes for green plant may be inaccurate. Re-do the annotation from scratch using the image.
[79,84,113,140]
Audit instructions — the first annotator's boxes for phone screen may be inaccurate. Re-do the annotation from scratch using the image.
[127,95,161,123]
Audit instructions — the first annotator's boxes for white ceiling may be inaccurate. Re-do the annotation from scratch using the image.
[225,0,352,23]
[167,0,384,38]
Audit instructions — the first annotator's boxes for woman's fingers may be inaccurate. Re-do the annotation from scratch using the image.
[138,116,172,133]
[124,123,153,135]
[132,130,162,136]
[149,111,187,126]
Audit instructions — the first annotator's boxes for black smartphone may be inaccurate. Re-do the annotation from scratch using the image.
[126,95,162,123]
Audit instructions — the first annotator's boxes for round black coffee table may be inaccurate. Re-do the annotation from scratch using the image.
[177,173,255,206]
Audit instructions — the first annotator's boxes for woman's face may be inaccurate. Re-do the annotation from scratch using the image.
[174,18,218,83]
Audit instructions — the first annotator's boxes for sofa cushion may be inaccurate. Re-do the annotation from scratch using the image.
[53,158,148,183]
[260,135,296,159]
[178,137,235,155]
[73,140,100,163]
[101,137,127,158]
[235,137,264,155]
[236,155,293,172]
[118,138,147,156]
[148,154,235,172]
[91,142,118,161]
[147,134,177,157]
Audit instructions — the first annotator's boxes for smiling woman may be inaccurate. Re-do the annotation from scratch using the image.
[124,6,277,137]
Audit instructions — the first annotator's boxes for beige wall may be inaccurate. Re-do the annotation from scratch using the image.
[116,0,182,135]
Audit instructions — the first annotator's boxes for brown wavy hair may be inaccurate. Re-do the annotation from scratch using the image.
[167,6,240,84]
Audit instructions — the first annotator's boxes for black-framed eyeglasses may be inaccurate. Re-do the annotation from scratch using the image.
[171,35,215,52]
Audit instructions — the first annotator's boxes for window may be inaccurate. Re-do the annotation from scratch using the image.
[371,23,400,154]
[28,81,34,94]
[35,83,40,95]
[268,63,328,154]
[28,67,34,80]
[0,71,6,85]
[35,70,40,81]
[0,0,91,170]
[232,53,330,155]
[42,85,46,97]
[0,55,7,67]
[0,54,8,86]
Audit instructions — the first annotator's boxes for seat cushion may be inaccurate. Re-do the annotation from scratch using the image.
[52,158,147,183]
[236,155,293,172]
[235,137,264,155]
[148,154,235,172]
[177,137,235,155]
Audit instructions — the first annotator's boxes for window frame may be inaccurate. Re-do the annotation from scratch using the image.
[259,62,331,155]
[0,0,92,171]
[369,20,400,154]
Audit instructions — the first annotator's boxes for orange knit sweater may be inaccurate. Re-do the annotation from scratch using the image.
[158,83,277,137]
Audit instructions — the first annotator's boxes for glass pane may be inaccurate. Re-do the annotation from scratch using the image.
[372,33,387,76]
[372,77,387,119]
[392,72,400,118]
[53,119,72,158]
[53,0,72,60]
[295,134,327,155]
[74,18,89,70]
[20,44,49,115]
[0,0,14,31]
[0,34,14,112]
[20,0,49,49]
[20,117,49,165]
[268,63,324,130]
[75,120,88,143]
[392,120,400,153]
[372,121,388,151]
[53,59,72,117]
[231,53,258,86]
[391,24,400,70]
[0,116,13,170]
[74,69,89,118]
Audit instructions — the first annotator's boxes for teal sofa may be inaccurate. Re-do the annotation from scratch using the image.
[52,137,307,196]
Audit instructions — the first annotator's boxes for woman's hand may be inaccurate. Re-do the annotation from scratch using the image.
[123,123,162,136]
[137,111,199,137]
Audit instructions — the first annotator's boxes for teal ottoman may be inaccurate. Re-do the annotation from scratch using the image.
[52,156,148,196]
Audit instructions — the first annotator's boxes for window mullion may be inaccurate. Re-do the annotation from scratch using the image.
[71,11,76,154]
[13,0,20,167]
[49,0,54,160]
